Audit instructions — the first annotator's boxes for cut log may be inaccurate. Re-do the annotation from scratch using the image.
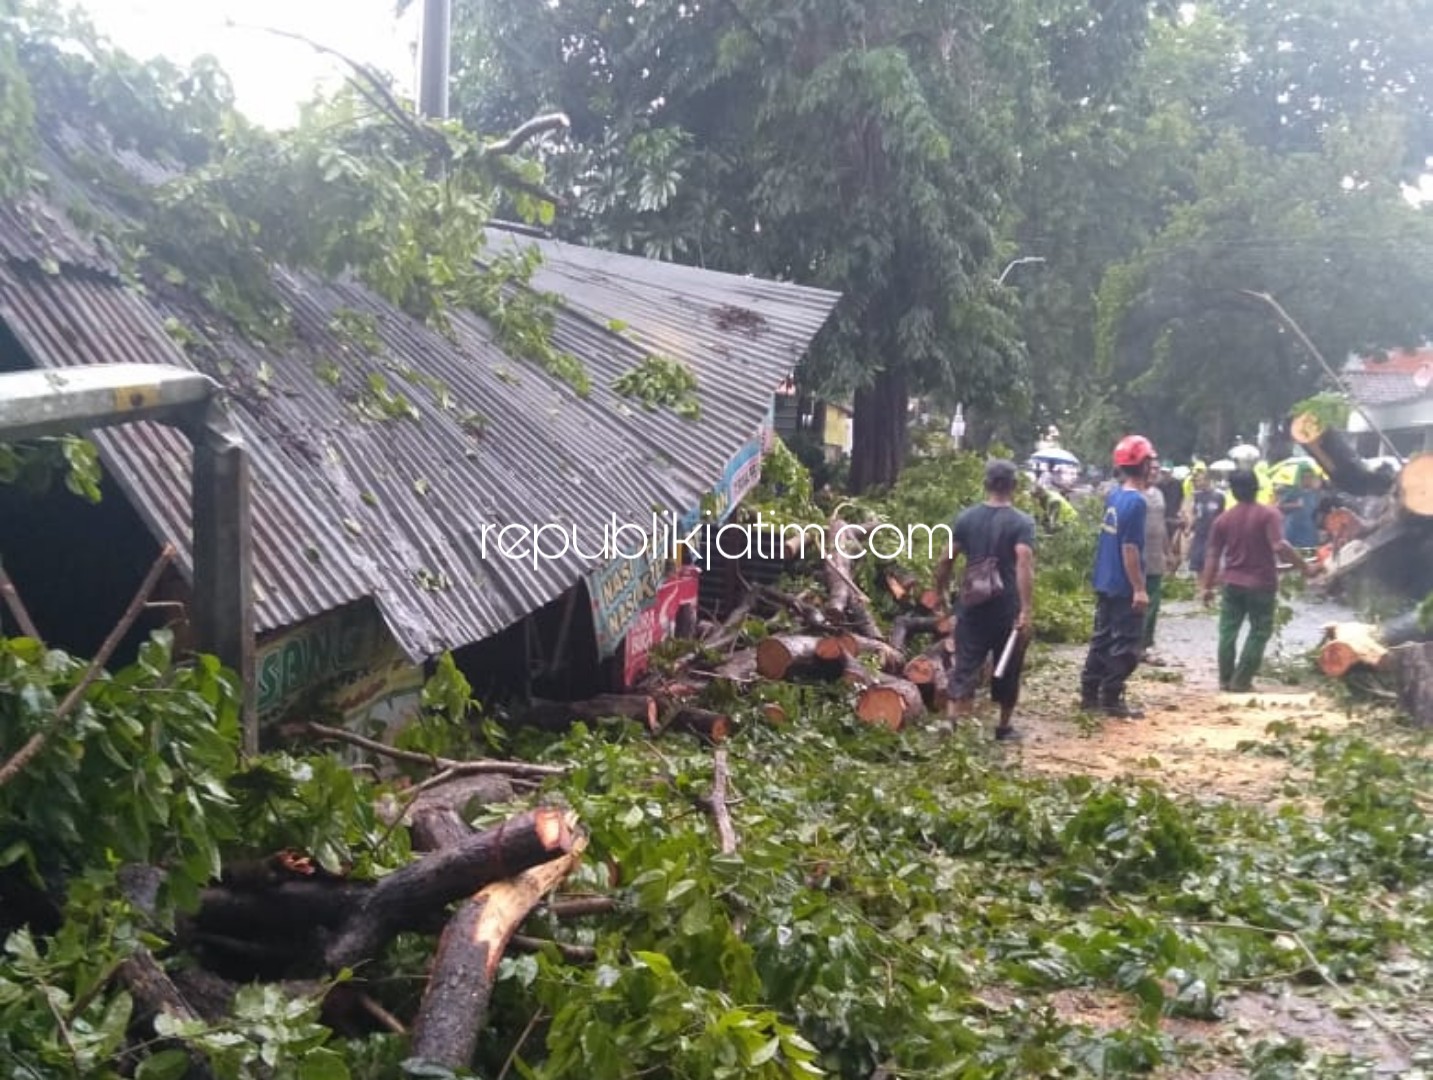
[1393,641,1433,727]
[410,839,586,1070]
[1292,413,1394,497]
[890,614,950,653]
[325,807,577,972]
[854,676,925,731]
[903,656,937,686]
[664,706,733,743]
[918,588,943,613]
[1397,454,1433,518]
[850,635,906,674]
[756,635,846,681]
[1318,622,1391,678]
[833,632,860,657]
[760,702,788,725]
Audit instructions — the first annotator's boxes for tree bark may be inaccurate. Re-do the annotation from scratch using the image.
[1292,413,1394,497]
[849,635,906,674]
[410,843,586,1070]
[890,615,949,653]
[849,367,909,492]
[855,676,925,731]
[706,749,738,855]
[1396,454,1433,518]
[1318,623,1390,678]
[662,706,734,744]
[756,635,846,681]
[325,808,578,972]
[1393,641,1433,727]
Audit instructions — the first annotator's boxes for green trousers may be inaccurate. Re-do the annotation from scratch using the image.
[1142,575,1163,650]
[1218,585,1276,691]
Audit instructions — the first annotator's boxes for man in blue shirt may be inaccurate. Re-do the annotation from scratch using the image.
[1080,435,1154,719]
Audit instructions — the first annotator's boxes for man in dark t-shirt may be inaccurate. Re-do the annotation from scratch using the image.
[934,459,1036,741]
[1200,471,1315,691]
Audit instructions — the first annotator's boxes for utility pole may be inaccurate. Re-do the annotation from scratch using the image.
[418,0,451,120]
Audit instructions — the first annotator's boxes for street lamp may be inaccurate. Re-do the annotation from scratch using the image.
[949,403,967,449]
[997,255,1047,286]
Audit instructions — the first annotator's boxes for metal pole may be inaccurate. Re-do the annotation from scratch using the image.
[190,402,257,754]
[1241,290,1404,463]
[418,0,451,120]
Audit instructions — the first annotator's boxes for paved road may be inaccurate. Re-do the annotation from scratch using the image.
[1150,588,1356,690]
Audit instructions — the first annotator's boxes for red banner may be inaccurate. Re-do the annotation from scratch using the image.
[622,566,700,687]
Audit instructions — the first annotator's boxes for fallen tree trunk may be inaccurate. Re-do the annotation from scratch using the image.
[756,635,847,681]
[1397,454,1433,518]
[409,842,586,1070]
[523,694,658,731]
[1292,413,1394,497]
[855,676,925,732]
[889,614,951,653]
[662,706,734,744]
[849,635,907,675]
[1318,623,1391,678]
[1392,641,1433,727]
[325,808,578,972]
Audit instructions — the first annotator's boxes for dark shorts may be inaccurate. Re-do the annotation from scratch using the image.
[949,605,1026,706]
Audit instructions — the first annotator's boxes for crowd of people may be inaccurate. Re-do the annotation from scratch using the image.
[935,436,1327,742]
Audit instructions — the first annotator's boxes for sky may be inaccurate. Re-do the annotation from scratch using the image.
[68,0,421,128]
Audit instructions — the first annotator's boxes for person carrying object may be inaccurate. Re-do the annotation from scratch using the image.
[933,459,1036,742]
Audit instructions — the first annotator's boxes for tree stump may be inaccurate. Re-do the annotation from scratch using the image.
[1393,641,1433,727]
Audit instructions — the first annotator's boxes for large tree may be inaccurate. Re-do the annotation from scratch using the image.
[447,0,1160,488]
[1084,2,1433,459]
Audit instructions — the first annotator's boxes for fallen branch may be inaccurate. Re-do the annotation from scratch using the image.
[410,838,587,1069]
[0,544,175,790]
[509,934,596,964]
[325,808,579,972]
[0,560,41,638]
[304,722,566,779]
[1175,918,1412,1054]
[483,113,571,157]
[545,895,617,919]
[707,749,738,855]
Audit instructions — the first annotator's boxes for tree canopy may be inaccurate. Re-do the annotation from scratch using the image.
[448,0,1170,488]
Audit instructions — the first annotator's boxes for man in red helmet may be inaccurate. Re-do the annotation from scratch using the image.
[1079,435,1154,719]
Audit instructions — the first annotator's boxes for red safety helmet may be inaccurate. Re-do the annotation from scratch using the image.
[1112,434,1157,468]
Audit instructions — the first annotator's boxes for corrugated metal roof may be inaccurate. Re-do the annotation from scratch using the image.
[0,195,838,659]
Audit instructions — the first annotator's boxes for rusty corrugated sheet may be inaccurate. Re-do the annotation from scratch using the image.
[0,201,838,660]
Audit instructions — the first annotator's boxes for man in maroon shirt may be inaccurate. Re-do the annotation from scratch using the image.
[1200,471,1315,691]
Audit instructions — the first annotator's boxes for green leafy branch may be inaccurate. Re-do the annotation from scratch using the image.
[613,355,701,419]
